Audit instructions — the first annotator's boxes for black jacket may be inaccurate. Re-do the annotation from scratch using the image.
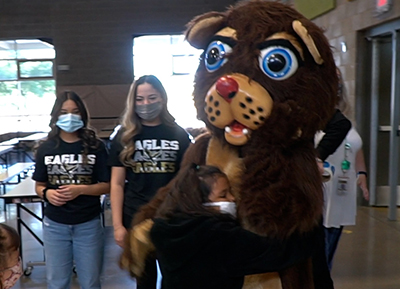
[150,214,321,289]
[317,109,352,161]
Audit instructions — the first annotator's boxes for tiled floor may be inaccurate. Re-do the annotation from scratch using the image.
[1,200,400,289]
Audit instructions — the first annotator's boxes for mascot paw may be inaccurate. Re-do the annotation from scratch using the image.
[119,219,155,278]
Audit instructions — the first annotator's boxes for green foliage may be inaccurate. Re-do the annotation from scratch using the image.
[21,80,55,97]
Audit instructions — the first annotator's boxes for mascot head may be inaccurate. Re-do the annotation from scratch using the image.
[186,0,337,146]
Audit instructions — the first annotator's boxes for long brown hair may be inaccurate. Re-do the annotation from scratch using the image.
[0,224,20,272]
[119,75,176,167]
[35,91,101,159]
[155,164,228,219]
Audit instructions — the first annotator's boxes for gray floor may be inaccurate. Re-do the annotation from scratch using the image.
[1,200,400,289]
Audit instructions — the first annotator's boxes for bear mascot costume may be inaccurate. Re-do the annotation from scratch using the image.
[121,1,338,288]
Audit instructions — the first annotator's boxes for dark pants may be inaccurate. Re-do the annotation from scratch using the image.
[136,256,158,289]
[123,213,158,289]
[324,226,343,270]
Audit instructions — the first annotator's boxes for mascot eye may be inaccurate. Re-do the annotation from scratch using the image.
[259,46,299,80]
[205,41,232,72]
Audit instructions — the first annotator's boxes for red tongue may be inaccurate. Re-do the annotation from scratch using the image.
[231,121,245,132]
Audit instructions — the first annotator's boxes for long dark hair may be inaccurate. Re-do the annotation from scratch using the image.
[36,91,101,158]
[155,164,228,218]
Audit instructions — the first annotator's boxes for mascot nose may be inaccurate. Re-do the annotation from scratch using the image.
[216,76,239,103]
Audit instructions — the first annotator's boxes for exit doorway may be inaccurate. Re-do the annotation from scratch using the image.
[358,18,400,220]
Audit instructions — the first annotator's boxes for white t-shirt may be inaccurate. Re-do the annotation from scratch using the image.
[320,127,362,228]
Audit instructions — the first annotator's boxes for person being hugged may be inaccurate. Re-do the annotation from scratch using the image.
[33,91,110,289]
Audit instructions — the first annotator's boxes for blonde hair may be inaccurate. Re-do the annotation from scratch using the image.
[119,75,176,167]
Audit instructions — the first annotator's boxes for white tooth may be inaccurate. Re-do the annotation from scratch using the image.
[242,128,249,135]
[225,126,231,133]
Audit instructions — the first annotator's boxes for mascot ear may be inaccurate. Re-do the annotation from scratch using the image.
[292,20,324,65]
[185,12,227,49]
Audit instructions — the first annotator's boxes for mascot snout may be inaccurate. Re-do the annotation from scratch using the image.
[204,73,273,146]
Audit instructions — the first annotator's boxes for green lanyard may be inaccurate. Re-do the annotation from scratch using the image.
[341,142,351,173]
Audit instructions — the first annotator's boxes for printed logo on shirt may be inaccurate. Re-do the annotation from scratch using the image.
[44,154,96,185]
[131,139,179,173]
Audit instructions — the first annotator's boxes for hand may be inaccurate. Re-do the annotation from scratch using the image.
[357,174,369,201]
[57,185,83,201]
[114,226,127,248]
[46,189,68,206]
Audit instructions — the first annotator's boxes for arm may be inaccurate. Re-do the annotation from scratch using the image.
[132,134,211,226]
[57,143,111,199]
[110,166,127,247]
[35,182,68,206]
[33,144,68,206]
[355,148,369,201]
[316,109,351,161]
[56,182,110,198]
[221,221,320,276]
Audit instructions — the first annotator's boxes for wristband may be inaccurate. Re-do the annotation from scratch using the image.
[357,171,368,178]
[42,188,49,202]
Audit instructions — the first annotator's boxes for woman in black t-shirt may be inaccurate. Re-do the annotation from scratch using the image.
[107,75,191,289]
[33,91,110,289]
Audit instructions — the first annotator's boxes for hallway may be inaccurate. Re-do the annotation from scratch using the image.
[1,203,400,289]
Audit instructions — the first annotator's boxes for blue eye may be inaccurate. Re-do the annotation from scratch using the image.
[205,41,232,72]
[259,46,299,80]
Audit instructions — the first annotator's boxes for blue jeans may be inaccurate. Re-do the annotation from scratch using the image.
[43,216,105,289]
[324,226,343,271]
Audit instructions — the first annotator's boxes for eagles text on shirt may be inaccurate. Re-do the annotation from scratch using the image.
[132,139,180,173]
[44,154,96,185]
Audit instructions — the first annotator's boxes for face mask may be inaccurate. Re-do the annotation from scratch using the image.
[56,113,84,133]
[204,201,237,217]
[135,102,163,121]
[2,257,22,289]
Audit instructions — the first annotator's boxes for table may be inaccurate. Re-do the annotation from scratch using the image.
[17,132,48,162]
[0,177,45,276]
[0,145,14,167]
[18,132,48,142]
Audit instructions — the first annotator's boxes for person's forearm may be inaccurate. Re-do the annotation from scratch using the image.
[35,183,46,198]
[78,182,110,196]
[111,184,125,229]
[355,149,367,172]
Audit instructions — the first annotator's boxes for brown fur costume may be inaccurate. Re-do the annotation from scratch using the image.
[121,1,338,288]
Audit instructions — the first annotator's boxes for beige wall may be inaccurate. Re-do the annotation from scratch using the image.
[292,0,400,120]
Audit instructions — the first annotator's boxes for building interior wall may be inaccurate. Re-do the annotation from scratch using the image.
[0,0,236,125]
[1,0,400,129]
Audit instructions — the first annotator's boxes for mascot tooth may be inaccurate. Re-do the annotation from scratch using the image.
[122,1,338,289]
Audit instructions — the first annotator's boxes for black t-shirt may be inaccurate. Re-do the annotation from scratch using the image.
[32,137,110,225]
[107,123,191,220]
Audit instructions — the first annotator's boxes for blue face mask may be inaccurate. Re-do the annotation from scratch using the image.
[56,113,84,133]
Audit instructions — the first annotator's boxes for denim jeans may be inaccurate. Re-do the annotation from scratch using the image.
[43,216,105,289]
[324,226,343,271]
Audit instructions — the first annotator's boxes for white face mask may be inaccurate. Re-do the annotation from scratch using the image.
[204,201,237,217]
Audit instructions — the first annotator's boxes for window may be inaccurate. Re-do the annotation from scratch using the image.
[0,39,56,134]
[133,35,204,129]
